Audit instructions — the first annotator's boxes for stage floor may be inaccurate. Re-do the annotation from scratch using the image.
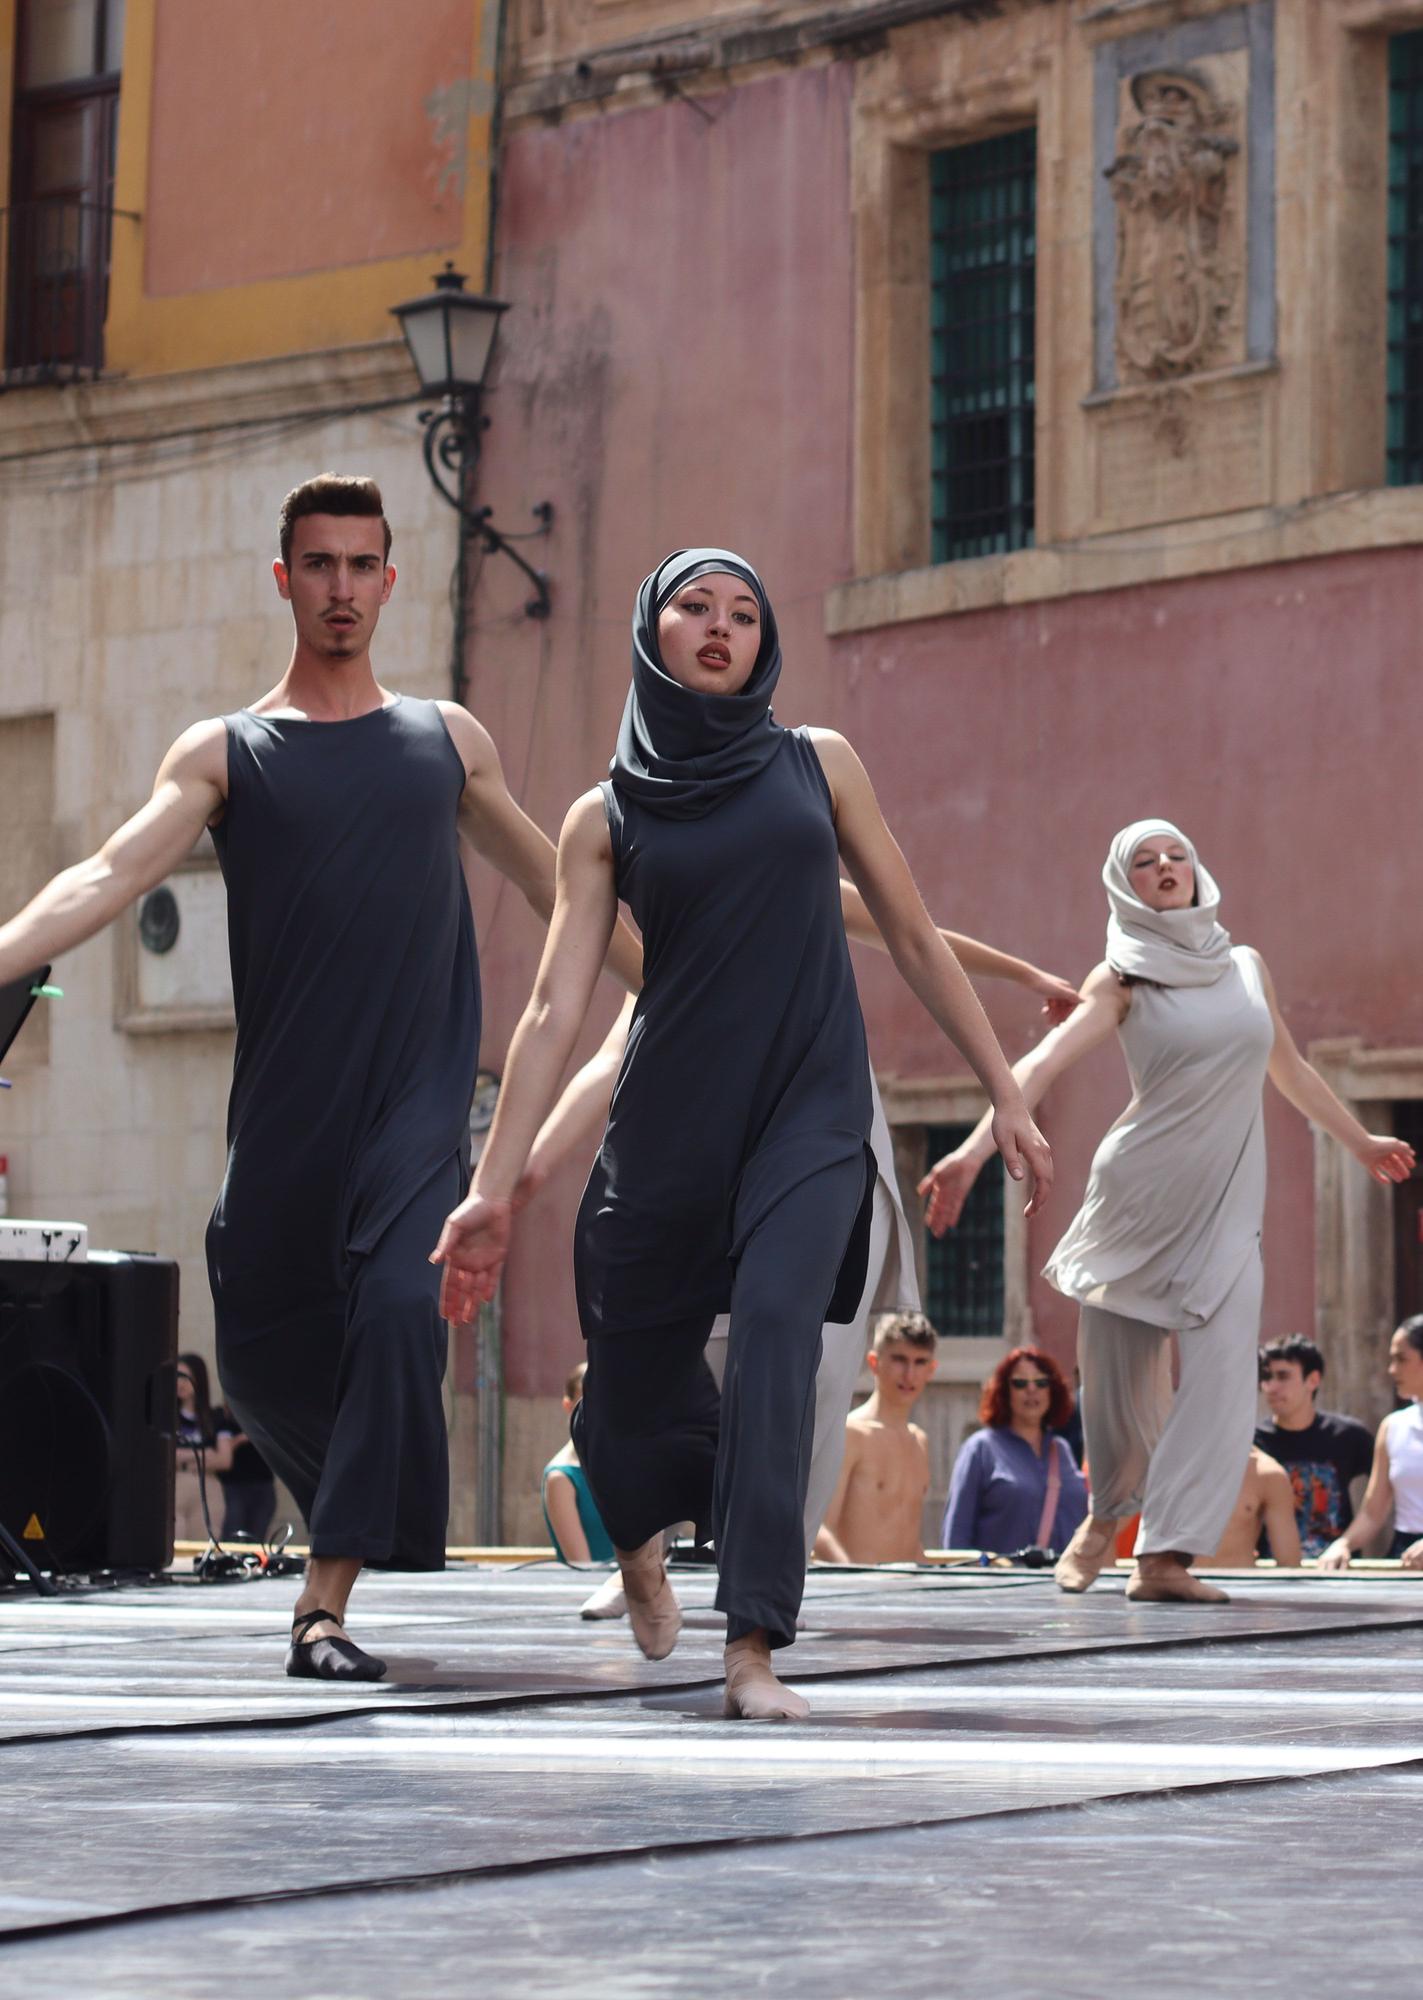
[1,1560,1420,1998]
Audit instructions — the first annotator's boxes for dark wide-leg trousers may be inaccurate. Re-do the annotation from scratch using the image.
[574,1153,868,1649]
[217,1161,457,1571]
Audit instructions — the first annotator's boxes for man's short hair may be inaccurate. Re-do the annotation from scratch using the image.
[279,474,392,567]
[564,1360,588,1401]
[872,1312,937,1356]
[1259,1334,1325,1383]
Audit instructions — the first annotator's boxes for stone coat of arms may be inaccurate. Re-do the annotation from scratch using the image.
[1107,67,1241,383]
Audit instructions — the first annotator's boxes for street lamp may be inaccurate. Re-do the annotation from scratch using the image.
[391,264,553,619]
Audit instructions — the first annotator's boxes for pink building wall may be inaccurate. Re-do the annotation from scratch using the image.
[470,64,1419,1397]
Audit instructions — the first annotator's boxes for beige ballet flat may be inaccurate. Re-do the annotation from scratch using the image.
[1125,1555,1230,1604]
[722,1636,810,1722]
[1054,1516,1120,1594]
[578,1572,627,1620]
[615,1537,682,1659]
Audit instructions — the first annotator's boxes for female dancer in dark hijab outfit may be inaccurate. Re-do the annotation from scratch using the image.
[434,549,1050,1720]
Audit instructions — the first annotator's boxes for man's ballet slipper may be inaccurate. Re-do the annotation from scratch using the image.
[1053,1515,1120,1594]
[579,1572,628,1620]
[615,1537,682,1659]
[722,1637,810,1722]
[1125,1555,1230,1604]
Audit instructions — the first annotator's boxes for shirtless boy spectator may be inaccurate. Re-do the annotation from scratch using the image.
[1254,1335,1374,1557]
[814,1314,937,1564]
[1195,1446,1302,1568]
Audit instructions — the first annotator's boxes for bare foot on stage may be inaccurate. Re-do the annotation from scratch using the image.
[723,1632,810,1721]
[1125,1553,1230,1604]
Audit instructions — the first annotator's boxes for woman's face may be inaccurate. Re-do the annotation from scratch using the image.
[1128,834,1196,911]
[656,572,762,696]
[1388,1328,1423,1399]
[176,1368,196,1410]
[1007,1361,1052,1431]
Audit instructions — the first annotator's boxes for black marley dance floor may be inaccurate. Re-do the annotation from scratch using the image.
[1,1560,1421,1998]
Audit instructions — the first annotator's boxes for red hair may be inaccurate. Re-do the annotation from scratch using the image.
[979,1346,1074,1432]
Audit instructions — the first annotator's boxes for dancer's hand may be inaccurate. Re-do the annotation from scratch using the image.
[918,1145,985,1236]
[1402,1538,1423,1572]
[1030,971,1086,1025]
[1352,1134,1415,1186]
[1316,1537,1351,1572]
[429,1191,513,1324]
[992,1100,1053,1218]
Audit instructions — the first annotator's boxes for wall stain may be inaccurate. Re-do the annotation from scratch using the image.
[426,76,496,200]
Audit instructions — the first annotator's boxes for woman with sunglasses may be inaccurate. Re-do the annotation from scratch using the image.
[922,820,1414,1605]
[942,1346,1086,1558]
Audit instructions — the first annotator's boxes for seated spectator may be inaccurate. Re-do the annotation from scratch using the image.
[815,1313,938,1564]
[1194,1446,1301,1568]
[1319,1316,1423,1571]
[1255,1334,1373,1557]
[542,1362,625,1619]
[174,1354,235,1548]
[941,1345,1087,1558]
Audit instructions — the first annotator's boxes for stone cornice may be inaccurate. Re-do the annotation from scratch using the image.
[505,0,1049,122]
[0,340,421,464]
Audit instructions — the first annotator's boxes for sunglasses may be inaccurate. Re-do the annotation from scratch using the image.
[1009,1376,1051,1390]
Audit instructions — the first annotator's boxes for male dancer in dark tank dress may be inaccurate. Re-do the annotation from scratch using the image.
[0,474,639,1679]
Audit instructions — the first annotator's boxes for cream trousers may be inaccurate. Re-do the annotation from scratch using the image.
[1077,1247,1263,1559]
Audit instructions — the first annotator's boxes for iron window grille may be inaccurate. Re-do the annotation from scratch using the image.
[930,128,1037,563]
[1388,32,1423,487]
[924,1123,1004,1338]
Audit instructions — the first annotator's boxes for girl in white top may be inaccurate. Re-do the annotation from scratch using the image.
[1318,1318,1423,1571]
[922,821,1414,1605]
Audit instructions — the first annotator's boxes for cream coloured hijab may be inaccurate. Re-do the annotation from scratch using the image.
[1103,819,1232,987]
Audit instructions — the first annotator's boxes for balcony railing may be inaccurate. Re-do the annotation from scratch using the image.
[1,198,137,387]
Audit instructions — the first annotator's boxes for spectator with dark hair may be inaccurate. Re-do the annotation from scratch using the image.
[1255,1334,1373,1558]
[174,1353,236,1547]
[1320,1318,1423,1571]
[941,1346,1088,1557]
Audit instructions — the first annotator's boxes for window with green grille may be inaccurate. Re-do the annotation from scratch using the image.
[1388,33,1423,486]
[923,1124,1004,1337]
[930,128,1036,562]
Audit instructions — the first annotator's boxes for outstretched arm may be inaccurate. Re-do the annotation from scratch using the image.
[838,879,1083,1022]
[442,702,642,994]
[431,790,619,1319]
[1248,951,1414,1187]
[0,720,228,987]
[1318,1423,1394,1569]
[813,730,1052,1214]
[919,962,1127,1235]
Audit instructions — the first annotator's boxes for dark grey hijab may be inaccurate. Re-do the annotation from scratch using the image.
[609,547,783,820]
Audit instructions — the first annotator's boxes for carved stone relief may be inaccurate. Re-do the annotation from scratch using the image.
[1107,62,1245,384]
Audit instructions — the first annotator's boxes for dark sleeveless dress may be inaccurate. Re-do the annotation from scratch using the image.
[205,697,479,1568]
[575,726,873,1338]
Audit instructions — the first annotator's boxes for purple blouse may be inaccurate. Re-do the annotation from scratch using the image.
[941,1426,1088,1555]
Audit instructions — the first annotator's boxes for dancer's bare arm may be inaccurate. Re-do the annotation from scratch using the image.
[0,721,227,987]
[1318,1423,1394,1569]
[1248,950,1415,1186]
[839,880,1083,1022]
[430,790,618,1318]
[1259,1460,1303,1568]
[812,730,1052,1212]
[440,702,642,994]
[516,993,636,1208]
[918,963,1127,1235]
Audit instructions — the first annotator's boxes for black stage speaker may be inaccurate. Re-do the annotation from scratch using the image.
[0,1252,178,1574]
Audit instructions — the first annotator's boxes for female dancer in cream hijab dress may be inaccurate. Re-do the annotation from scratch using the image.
[922,821,1414,1604]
